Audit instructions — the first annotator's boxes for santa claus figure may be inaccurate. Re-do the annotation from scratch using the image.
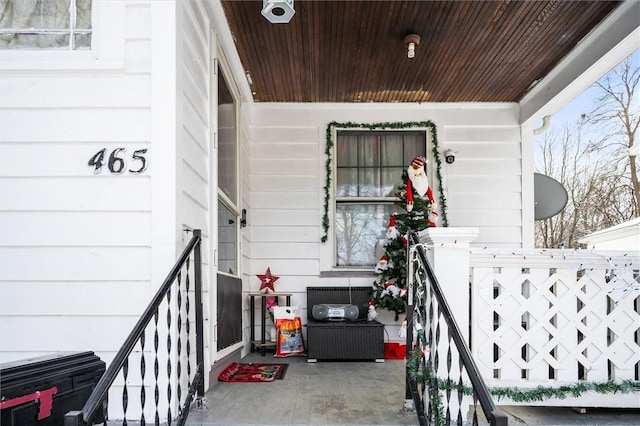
[367,299,378,321]
[427,210,439,227]
[381,281,401,298]
[399,316,408,339]
[386,213,399,240]
[374,255,391,274]
[406,156,436,214]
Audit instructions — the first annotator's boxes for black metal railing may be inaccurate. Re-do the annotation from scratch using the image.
[65,229,205,426]
[405,231,507,426]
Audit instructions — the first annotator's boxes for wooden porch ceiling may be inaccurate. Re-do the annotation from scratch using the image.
[220,0,621,103]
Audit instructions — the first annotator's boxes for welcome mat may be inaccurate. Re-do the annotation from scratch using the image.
[218,362,288,382]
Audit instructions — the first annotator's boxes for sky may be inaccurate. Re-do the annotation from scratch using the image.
[542,49,639,134]
[530,49,638,227]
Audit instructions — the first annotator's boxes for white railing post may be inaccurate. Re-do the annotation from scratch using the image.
[418,227,479,345]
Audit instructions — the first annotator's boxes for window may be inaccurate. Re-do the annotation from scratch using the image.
[217,63,239,277]
[0,0,92,49]
[217,65,237,204]
[335,130,427,267]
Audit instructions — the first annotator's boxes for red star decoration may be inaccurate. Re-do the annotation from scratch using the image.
[257,267,280,293]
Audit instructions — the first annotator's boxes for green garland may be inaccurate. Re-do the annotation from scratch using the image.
[490,381,640,402]
[321,121,449,243]
[407,350,640,406]
[407,349,446,425]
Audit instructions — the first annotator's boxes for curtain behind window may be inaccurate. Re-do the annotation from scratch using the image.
[336,133,423,198]
[0,0,92,49]
[335,131,426,266]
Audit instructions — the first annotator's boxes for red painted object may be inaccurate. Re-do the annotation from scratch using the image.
[0,387,58,420]
[384,342,407,359]
[0,352,105,425]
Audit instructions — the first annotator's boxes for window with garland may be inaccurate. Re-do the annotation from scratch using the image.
[0,0,92,49]
[334,129,431,267]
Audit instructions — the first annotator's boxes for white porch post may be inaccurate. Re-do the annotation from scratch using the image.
[418,227,479,344]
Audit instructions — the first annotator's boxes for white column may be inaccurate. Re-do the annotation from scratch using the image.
[418,227,479,344]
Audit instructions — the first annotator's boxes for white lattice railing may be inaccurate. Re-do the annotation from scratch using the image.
[470,248,640,407]
[417,228,639,408]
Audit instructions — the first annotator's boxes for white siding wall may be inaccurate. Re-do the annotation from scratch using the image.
[0,2,160,365]
[179,1,211,235]
[247,103,524,341]
[444,125,523,245]
[178,0,212,368]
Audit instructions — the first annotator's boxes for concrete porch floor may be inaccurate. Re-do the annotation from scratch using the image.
[186,351,418,426]
[185,352,640,426]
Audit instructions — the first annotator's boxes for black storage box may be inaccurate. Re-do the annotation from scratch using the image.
[0,351,106,425]
[306,286,385,361]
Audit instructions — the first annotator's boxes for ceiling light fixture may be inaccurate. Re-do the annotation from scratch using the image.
[404,34,421,59]
[262,0,295,24]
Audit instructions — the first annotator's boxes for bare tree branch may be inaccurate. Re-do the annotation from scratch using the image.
[535,52,639,248]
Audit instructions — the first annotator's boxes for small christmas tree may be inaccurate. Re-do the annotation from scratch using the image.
[372,156,438,320]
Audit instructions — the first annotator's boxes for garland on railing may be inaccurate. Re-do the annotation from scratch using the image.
[407,350,640,405]
[407,349,446,426]
[321,120,448,242]
[489,381,640,402]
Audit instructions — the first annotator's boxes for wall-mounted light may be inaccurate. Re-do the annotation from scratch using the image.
[262,0,295,24]
[404,34,421,59]
[240,209,247,228]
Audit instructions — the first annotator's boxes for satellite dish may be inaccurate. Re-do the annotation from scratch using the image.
[534,173,568,220]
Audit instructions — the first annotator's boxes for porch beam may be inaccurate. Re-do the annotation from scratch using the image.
[520,0,640,124]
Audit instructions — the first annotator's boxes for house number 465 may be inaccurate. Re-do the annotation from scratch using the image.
[88,148,148,174]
